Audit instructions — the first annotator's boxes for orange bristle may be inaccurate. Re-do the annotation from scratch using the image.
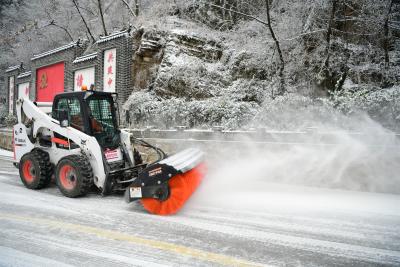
[141,163,207,215]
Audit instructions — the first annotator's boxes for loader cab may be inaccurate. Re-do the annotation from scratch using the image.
[52,91,120,149]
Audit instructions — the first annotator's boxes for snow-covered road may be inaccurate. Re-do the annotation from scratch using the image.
[0,151,399,266]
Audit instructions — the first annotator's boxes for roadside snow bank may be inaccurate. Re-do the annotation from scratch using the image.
[0,148,13,158]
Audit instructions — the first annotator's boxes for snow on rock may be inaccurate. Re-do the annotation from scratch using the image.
[120,1,400,131]
[124,28,272,130]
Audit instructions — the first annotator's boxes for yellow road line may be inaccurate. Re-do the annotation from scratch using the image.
[0,213,265,267]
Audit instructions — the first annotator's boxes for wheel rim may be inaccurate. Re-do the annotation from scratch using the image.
[59,164,77,190]
[22,159,35,183]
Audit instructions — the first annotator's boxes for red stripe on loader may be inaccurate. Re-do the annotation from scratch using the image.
[51,137,69,146]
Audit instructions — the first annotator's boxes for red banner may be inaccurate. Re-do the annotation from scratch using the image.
[36,62,65,102]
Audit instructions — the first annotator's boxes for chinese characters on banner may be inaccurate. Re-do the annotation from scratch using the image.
[74,67,95,91]
[18,82,30,99]
[8,76,14,113]
[103,48,116,92]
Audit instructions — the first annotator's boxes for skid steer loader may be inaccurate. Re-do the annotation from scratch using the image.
[13,90,206,215]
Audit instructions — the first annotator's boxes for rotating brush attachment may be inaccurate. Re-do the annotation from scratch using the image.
[141,162,207,215]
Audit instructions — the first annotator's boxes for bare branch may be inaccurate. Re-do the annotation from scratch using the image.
[333,16,383,25]
[43,20,74,41]
[40,1,74,42]
[265,0,285,95]
[134,0,140,16]
[71,0,96,42]
[325,0,338,68]
[120,0,136,17]
[384,0,394,69]
[76,4,96,16]
[209,0,285,94]
[104,0,115,13]
[97,0,108,36]
[284,29,327,42]
[207,3,269,27]
[332,28,378,36]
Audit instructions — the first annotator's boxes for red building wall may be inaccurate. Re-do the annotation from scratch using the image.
[36,62,65,102]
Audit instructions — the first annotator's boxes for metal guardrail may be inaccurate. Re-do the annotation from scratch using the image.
[0,155,13,162]
[1,126,399,151]
[0,128,13,151]
[0,128,12,133]
[125,127,400,147]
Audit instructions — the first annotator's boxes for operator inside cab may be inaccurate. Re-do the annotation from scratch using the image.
[88,106,103,133]
[82,85,103,134]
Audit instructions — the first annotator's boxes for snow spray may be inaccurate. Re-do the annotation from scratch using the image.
[187,113,400,214]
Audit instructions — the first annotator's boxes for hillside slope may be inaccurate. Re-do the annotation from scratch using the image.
[1,0,399,130]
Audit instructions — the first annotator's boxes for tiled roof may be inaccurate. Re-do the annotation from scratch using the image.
[96,30,129,44]
[73,52,97,64]
[17,71,31,78]
[31,41,79,61]
[5,65,20,73]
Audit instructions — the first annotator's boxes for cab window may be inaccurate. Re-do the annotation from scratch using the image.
[53,97,84,131]
[88,97,116,134]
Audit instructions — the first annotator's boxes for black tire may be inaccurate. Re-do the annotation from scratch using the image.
[19,149,52,189]
[55,154,93,198]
